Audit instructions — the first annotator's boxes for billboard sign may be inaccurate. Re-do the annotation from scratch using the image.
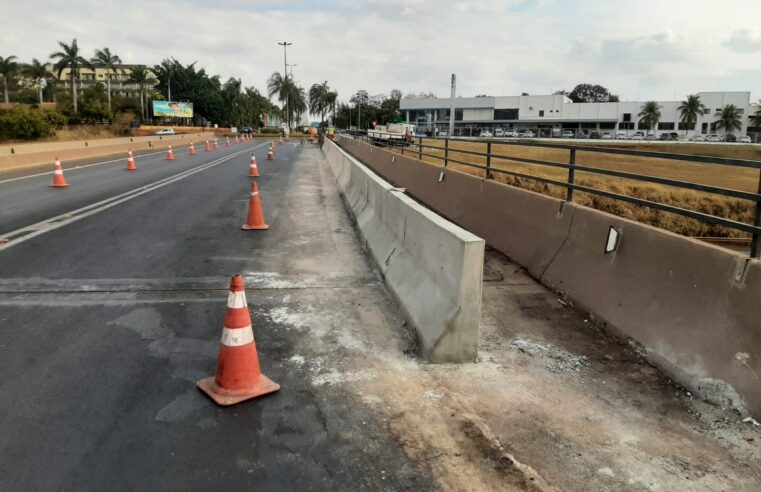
[153,100,193,118]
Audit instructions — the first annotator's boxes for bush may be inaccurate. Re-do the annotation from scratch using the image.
[0,106,55,140]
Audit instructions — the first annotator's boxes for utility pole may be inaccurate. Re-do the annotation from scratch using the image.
[449,74,456,136]
[278,41,292,129]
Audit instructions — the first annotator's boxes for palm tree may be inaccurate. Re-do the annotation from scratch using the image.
[751,100,761,128]
[715,104,743,136]
[91,47,122,115]
[290,85,307,127]
[309,81,332,124]
[22,58,52,105]
[638,101,662,135]
[126,65,155,120]
[0,55,18,104]
[325,90,337,125]
[50,38,92,113]
[267,71,293,129]
[677,94,705,136]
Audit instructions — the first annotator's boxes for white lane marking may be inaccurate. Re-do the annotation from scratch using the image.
[0,139,262,184]
[220,326,255,347]
[0,142,269,252]
[227,290,247,308]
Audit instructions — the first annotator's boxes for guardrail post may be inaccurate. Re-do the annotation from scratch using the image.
[752,170,761,258]
[485,142,492,179]
[444,138,449,168]
[418,137,422,160]
[566,148,576,202]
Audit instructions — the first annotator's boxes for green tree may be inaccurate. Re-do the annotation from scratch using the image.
[22,59,53,105]
[566,83,619,103]
[267,71,293,128]
[750,100,761,128]
[126,65,156,120]
[152,59,225,125]
[91,47,122,115]
[677,94,705,135]
[715,104,743,135]
[50,39,92,114]
[638,101,662,134]
[309,81,333,125]
[0,55,18,104]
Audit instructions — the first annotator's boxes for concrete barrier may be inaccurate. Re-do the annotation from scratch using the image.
[336,136,761,417]
[323,138,485,362]
[0,132,215,172]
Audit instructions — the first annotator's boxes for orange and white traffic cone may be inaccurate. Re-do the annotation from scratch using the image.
[189,142,196,156]
[205,140,211,152]
[214,139,220,150]
[50,158,69,187]
[196,274,280,406]
[166,145,175,161]
[248,153,260,177]
[242,182,269,230]
[225,136,231,147]
[125,150,137,170]
[235,135,240,145]
[266,146,275,161]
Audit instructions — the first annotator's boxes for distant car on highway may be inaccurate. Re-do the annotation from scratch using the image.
[630,131,645,140]
[705,133,721,142]
[689,134,705,141]
[153,128,176,136]
[740,135,752,143]
[562,130,575,138]
[239,127,254,135]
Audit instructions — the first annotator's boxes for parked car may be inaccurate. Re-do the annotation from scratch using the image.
[705,133,722,142]
[615,131,627,139]
[562,130,575,138]
[630,131,645,140]
[724,134,737,143]
[494,128,504,137]
[439,129,448,137]
[589,131,601,139]
[480,130,493,138]
[239,127,254,135]
[504,130,517,137]
[601,132,613,139]
[659,133,679,141]
[153,128,176,136]
[689,134,705,142]
[740,135,752,143]
[517,130,535,138]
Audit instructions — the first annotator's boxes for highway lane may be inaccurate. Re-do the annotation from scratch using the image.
[0,138,267,236]
[0,141,434,490]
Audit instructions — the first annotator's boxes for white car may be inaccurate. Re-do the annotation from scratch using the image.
[705,134,721,142]
[689,134,705,142]
[562,130,575,138]
[494,128,504,137]
[504,130,517,137]
[153,128,176,136]
[740,135,752,143]
[630,131,645,140]
[517,130,535,138]
[615,132,627,139]
[480,130,493,138]
[601,132,613,139]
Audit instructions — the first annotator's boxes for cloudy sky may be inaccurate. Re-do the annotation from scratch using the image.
[2,0,761,103]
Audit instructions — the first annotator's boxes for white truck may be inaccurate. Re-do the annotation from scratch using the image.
[367,123,416,143]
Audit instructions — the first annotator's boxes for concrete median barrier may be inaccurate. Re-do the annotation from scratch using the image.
[336,135,761,417]
[323,138,485,363]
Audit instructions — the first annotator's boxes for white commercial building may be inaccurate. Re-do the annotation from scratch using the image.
[399,92,755,138]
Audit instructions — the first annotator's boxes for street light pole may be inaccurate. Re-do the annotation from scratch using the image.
[278,41,292,130]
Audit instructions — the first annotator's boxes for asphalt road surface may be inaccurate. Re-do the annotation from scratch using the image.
[0,140,435,491]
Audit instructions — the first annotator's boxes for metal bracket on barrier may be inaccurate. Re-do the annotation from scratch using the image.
[438,171,445,183]
[391,155,395,163]
[389,187,406,193]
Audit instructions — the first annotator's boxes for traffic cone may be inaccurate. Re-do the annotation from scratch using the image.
[242,182,269,230]
[225,137,231,147]
[266,146,275,161]
[196,274,280,406]
[50,158,69,187]
[125,150,137,170]
[235,135,240,145]
[205,140,211,152]
[248,153,260,177]
[166,145,175,161]
[214,139,219,150]
[189,142,196,156]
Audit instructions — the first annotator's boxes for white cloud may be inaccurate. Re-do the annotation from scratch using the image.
[1,0,760,103]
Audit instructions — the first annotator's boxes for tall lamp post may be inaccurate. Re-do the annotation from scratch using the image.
[278,41,292,129]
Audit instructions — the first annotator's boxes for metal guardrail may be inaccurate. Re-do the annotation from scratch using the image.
[343,132,761,258]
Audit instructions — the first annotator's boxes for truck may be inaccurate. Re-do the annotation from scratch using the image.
[367,123,416,143]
